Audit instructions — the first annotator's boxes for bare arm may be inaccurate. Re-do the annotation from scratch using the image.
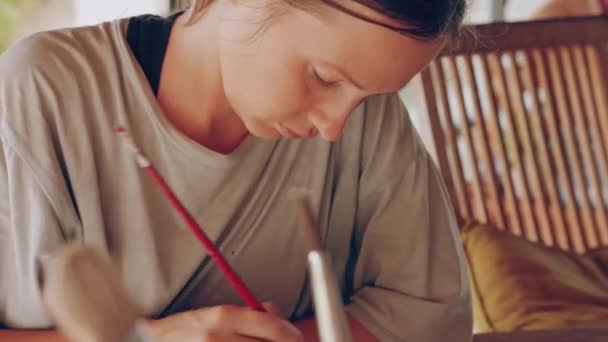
[0,314,374,342]
[0,329,67,342]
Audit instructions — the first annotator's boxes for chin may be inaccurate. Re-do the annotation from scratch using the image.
[252,132,282,140]
[243,120,282,140]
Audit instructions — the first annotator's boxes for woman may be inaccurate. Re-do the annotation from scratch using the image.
[0,0,471,340]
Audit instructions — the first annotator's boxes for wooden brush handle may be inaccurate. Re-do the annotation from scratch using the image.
[290,189,322,252]
[43,242,145,342]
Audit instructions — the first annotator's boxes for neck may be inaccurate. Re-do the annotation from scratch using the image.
[157,9,248,154]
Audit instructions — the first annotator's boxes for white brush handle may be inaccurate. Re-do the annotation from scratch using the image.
[308,251,352,342]
[290,190,352,342]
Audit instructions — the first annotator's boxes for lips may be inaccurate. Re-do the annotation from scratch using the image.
[274,123,302,138]
[308,127,318,137]
[276,123,319,139]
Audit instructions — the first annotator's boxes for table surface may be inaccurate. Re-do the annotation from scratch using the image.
[473,328,608,342]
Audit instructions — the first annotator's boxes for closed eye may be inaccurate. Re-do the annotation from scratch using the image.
[313,68,337,87]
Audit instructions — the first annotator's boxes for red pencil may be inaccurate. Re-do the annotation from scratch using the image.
[115,126,264,312]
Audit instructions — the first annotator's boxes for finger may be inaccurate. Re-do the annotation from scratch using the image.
[203,305,302,342]
[231,336,260,342]
[234,310,303,342]
[196,331,260,342]
[218,334,260,342]
[262,302,284,318]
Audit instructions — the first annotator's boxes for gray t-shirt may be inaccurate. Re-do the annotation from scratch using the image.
[0,19,472,341]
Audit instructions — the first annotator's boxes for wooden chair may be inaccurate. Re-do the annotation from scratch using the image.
[420,17,608,253]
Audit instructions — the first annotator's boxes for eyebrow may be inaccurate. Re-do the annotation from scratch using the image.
[321,0,431,40]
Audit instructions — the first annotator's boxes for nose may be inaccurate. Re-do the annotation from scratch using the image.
[311,95,363,141]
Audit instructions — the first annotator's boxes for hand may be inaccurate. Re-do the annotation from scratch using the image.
[146,303,304,342]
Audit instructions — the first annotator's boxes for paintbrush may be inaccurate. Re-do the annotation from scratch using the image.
[290,189,352,342]
[43,242,151,342]
[115,126,264,312]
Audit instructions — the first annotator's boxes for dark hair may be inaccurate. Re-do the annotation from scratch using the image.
[321,0,467,40]
[181,0,467,40]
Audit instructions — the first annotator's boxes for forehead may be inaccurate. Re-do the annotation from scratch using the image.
[285,2,445,92]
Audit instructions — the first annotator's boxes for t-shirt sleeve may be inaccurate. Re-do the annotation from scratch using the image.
[0,35,82,329]
[345,94,473,341]
[0,137,69,329]
[0,138,7,327]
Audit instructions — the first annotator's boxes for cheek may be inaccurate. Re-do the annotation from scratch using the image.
[218,39,311,121]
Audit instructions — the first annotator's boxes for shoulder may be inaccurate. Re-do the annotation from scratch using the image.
[0,20,130,131]
[360,92,410,140]
[360,92,423,162]
[0,20,128,85]
[341,92,429,183]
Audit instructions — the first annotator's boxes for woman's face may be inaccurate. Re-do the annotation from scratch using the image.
[216,0,444,141]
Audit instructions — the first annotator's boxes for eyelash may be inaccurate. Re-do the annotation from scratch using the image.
[313,69,336,87]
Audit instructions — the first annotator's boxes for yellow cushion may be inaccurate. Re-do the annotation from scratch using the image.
[461,222,608,333]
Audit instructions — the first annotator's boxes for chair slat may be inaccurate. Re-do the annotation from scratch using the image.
[504,51,554,246]
[420,17,608,252]
[520,49,571,250]
[429,61,472,219]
